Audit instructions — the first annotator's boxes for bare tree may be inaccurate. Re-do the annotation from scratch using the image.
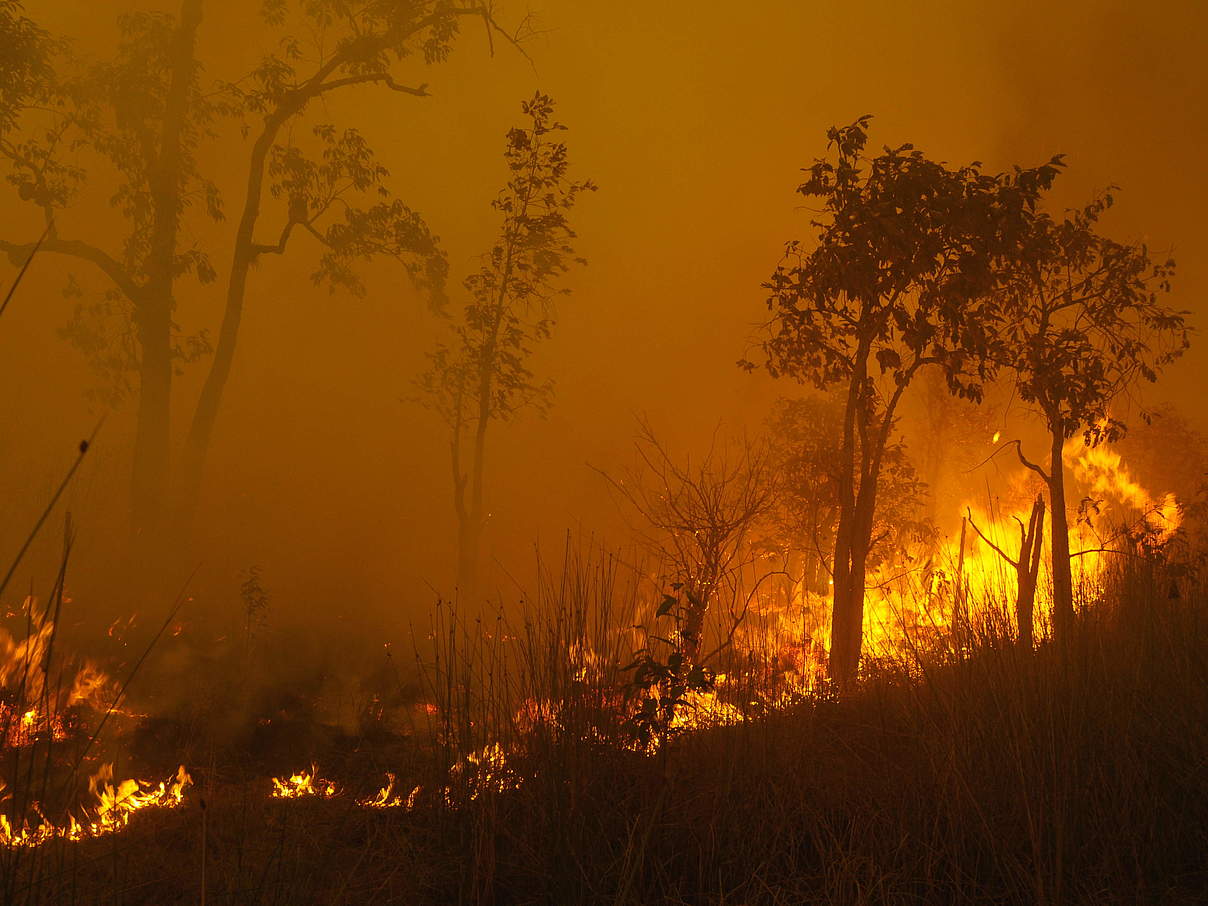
[600,420,773,663]
[965,495,1046,647]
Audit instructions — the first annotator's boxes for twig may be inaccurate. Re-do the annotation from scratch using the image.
[0,220,52,321]
[0,419,103,603]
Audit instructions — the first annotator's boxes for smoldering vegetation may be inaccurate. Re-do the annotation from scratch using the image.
[2,0,1207,904]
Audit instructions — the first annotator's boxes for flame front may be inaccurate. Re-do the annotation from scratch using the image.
[1,764,192,849]
[271,766,337,799]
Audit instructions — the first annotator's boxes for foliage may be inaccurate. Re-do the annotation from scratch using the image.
[621,587,716,749]
[415,91,595,588]
[762,394,932,584]
[750,114,1063,405]
[994,191,1189,446]
[266,123,446,301]
[0,0,56,137]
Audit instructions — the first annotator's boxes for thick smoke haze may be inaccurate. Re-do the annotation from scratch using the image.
[1,0,1204,651]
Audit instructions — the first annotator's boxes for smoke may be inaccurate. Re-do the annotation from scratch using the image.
[0,0,1202,679]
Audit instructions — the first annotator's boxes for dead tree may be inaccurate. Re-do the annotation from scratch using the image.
[966,494,1046,647]
[600,420,772,663]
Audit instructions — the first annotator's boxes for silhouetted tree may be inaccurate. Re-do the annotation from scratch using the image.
[993,192,1188,637]
[762,394,931,602]
[417,92,594,596]
[747,115,1062,686]
[178,0,510,526]
[600,419,772,663]
[1,0,219,554]
[0,1,513,558]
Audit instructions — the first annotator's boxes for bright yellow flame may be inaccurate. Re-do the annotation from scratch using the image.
[270,766,337,799]
[1,764,192,849]
[358,773,422,809]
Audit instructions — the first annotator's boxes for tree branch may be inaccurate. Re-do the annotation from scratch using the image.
[967,438,1050,484]
[964,508,1019,568]
[318,73,429,96]
[0,235,141,305]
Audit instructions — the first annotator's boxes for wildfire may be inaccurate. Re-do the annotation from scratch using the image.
[358,773,421,809]
[270,766,337,799]
[733,434,1183,685]
[446,743,522,804]
[0,764,192,849]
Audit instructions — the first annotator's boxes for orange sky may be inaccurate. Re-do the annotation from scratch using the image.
[2,0,1204,637]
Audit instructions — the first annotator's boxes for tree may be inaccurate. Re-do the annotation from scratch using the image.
[0,1,510,558]
[746,115,1062,686]
[599,420,772,663]
[1,0,220,552]
[762,394,931,604]
[993,192,1189,637]
[177,0,510,527]
[417,92,594,596]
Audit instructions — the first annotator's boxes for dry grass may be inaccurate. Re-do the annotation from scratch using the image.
[3,547,1206,905]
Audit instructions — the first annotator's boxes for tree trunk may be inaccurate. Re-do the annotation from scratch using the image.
[177,108,291,528]
[130,0,203,563]
[839,476,878,682]
[1048,424,1074,640]
[456,516,482,600]
[680,585,707,664]
[828,385,859,686]
[1016,494,1045,648]
[130,302,173,551]
[456,359,493,598]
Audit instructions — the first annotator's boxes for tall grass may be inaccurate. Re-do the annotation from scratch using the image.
[2,538,1204,904]
[405,543,1208,905]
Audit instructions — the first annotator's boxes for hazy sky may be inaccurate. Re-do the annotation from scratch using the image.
[2,0,1204,637]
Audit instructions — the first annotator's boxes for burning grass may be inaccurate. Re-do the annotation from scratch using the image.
[0,434,1202,902]
[0,763,191,849]
[0,546,1204,903]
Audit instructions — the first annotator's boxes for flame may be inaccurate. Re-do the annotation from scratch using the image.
[358,773,421,809]
[1071,443,1181,541]
[1,764,192,849]
[669,689,744,730]
[446,743,522,804]
[732,434,1183,686]
[1,615,117,748]
[270,766,337,799]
